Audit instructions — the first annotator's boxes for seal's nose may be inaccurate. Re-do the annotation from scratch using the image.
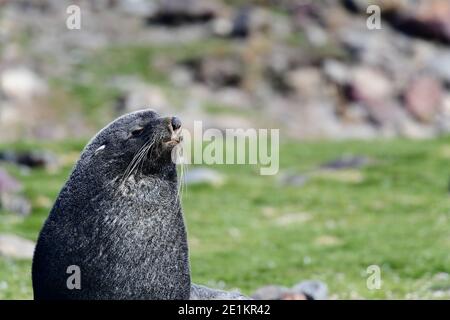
[171,117,181,131]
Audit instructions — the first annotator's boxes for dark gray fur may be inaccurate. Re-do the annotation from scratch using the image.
[32,109,247,300]
[32,110,190,299]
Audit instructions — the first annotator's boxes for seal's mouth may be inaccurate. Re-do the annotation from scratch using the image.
[163,128,183,146]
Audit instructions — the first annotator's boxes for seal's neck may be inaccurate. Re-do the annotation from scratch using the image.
[119,174,179,202]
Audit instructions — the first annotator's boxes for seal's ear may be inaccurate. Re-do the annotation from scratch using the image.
[94,144,106,155]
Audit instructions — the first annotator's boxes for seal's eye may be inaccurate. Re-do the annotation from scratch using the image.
[131,127,144,137]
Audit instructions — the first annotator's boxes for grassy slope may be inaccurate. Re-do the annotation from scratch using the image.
[1,137,450,299]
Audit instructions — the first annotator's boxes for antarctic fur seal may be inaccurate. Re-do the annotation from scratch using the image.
[32,109,246,300]
[32,110,189,299]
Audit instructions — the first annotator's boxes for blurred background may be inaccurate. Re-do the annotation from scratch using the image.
[1,0,450,299]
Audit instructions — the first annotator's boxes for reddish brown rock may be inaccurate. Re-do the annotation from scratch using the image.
[281,292,307,300]
[404,76,443,123]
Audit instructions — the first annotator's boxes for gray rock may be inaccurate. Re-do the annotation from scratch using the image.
[320,155,371,170]
[293,280,328,300]
[184,168,225,186]
[397,117,435,139]
[0,150,58,169]
[322,59,349,86]
[0,234,35,259]
[178,55,243,89]
[0,168,30,216]
[342,0,375,13]
[278,171,309,187]
[339,22,410,69]
[437,94,450,134]
[346,66,405,127]
[385,0,450,43]
[0,67,47,101]
[118,85,170,114]
[343,0,450,44]
[0,168,22,194]
[146,0,223,26]
[305,24,329,47]
[349,66,394,103]
[191,283,249,300]
[429,52,450,85]
[342,0,406,14]
[230,6,252,38]
[434,272,450,281]
[286,67,324,99]
[170,67,194,87]
[117,0,157,17]
[194,55,244,89]
[251,280,328,300]
[251,285,290,300]
[0,193,31,216]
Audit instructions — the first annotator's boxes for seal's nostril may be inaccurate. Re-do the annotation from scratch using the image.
[171,117,181,130]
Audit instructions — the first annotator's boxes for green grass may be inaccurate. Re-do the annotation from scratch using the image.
[1,137,450,299]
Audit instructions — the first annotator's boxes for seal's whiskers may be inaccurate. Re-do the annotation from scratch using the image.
[120,138,154,185]
[176,143,188,201]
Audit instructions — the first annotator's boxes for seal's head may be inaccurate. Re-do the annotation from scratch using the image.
[81,109,182,182]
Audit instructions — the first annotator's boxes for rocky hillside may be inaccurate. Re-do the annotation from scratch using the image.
[1,0,450,141]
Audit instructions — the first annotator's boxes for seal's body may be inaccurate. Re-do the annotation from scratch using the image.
[32,110,190,299]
